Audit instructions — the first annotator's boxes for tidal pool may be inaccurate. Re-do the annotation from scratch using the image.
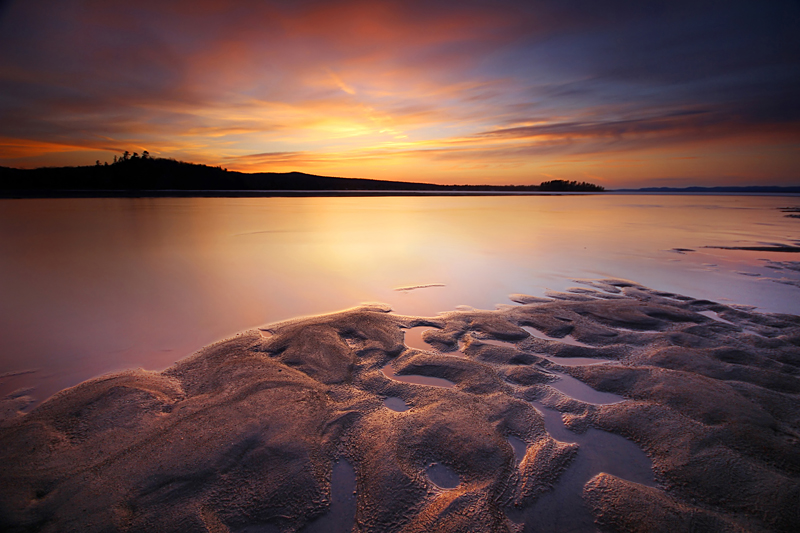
[515,402,656,532]
[426,462,460,489]
[302,460,357,533]
[402,326,436,352]
[521,326,592,348]
[473,334,610,366]
[548,373,625,405]
[383,396,409,412]
[507,435,527,464]
[381,362,456,389]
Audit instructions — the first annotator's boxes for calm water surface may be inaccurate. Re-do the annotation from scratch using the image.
[1,194,799,404]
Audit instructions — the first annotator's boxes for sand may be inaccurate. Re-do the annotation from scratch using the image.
[1,280,798,532]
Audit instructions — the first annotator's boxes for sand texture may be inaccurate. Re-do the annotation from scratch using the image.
[1,280,799,532]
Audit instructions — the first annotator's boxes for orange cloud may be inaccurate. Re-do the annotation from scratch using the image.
[1,1,798,187]
[0,138,90,159]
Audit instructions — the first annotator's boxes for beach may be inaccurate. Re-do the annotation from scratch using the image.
[2,279,798,532]
[3,1,799,529]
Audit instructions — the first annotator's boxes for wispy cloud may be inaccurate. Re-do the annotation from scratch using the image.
[0,0,797,186]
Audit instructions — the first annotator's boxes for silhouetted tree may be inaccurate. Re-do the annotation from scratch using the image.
[539,179,604,192]
[142,150,150,159]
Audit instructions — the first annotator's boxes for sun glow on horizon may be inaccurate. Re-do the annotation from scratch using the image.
[0,0,797,187]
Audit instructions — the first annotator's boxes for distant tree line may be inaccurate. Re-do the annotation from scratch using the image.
[112,150,150,163]
[539,179,605,192]
[2,153,607,196]
[96,150,152,167]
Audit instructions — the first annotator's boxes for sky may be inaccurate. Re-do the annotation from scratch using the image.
[0,0,798,188]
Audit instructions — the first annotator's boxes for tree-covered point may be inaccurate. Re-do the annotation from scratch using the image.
[539,179,605,192]
[1,153,606,195]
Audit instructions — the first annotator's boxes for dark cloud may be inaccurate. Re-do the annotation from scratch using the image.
[0,0,797,184]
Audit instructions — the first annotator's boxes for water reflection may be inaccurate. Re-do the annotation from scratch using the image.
[519,402,656,532]
[383,396,409,412]
[1,195,798,405]
[402,327,436,351]
[301,460,357,533]
[426,462,460,489]
[381,362,456,389]
[507,435,527,464]
[521,326,591,348]
[548,373,625,405]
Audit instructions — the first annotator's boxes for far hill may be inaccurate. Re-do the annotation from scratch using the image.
[0,155,604,197]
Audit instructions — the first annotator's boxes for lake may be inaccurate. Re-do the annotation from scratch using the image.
[1,194,799,405]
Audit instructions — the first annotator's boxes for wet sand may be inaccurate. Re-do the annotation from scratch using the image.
[1,279,798,532]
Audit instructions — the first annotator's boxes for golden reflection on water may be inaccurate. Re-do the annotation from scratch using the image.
[0,195,798,405]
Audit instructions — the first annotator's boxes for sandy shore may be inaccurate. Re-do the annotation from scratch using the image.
[1,280,798,532]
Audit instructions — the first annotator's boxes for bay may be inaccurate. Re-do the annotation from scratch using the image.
[1,194,798,405]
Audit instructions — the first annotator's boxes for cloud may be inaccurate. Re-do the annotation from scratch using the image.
[0,0,797,186]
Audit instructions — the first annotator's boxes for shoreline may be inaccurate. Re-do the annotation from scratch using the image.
[2,189,799,199]
[0,189,597,199]
[1,280,799,531]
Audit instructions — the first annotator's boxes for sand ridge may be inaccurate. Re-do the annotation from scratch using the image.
[1,280,798,532]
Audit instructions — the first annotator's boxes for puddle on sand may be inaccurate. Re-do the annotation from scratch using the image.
[403,326,436,351]
[464,335,521,355]
[549,372,624,405]
[301,460,357,533]
[426,462,460,489]
[508,436,527,464]
[545,355,610,366]
[462,335,617,402]
[383,396,409,412]
[698,310,736,326]
[472,337,518,350]
[381,363,455,388]
[522,326,591,348]
[471,335,610,367]
[510,402,656,532]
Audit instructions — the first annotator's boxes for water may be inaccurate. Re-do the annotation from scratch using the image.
[698,309,736,325]
[426,462,460,489]
[301,460,357,533]
[518,403,656,532]
[1,194,799,404]
[381,362,456,388]
[547,373,625,405]
[508,435,527,464]
[521,326,591,348]
[383,396,409,412]
[403,326,436,351]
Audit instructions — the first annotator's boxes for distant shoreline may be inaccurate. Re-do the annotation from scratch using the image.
[0,189,603,199]
[613,186,800,194]
[2,157,797,197]
[1,157,606,196]
[1,189,798,199]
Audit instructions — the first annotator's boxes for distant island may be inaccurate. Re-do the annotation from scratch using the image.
[613,185,800,194]
[0,152,604,197]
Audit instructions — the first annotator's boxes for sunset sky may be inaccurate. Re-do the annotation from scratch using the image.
[1,0,798,187]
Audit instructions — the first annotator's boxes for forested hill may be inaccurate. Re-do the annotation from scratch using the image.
[0,156,604,196]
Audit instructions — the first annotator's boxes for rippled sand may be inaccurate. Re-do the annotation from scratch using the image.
[1,280,798,532]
